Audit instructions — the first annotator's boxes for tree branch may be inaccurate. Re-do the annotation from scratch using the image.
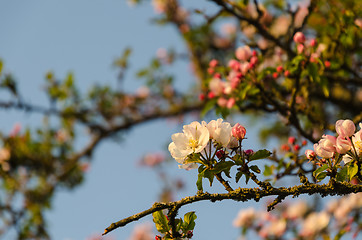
[103,181,362,235]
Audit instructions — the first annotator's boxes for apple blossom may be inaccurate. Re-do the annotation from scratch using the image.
[233,208,256,227]
[301,212,330,237]
[209,77,224,96]
[235,45,252,61]
[285,201,308,219]
[202,118,232,148]
[313,135,336,158]
[335,136,351,154]
[168,121,209,166]
[305,149,316,160]
[335,119,355,138]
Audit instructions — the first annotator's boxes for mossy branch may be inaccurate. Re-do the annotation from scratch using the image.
[102,181,362,235]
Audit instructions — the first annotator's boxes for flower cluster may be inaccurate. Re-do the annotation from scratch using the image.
[168,119,246,169]
[311,119,362,164]
[234,193,362,239]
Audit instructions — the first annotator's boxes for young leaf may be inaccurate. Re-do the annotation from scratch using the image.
[153,211,170,233]
[263,165,274,176]
[316,172,328,182]
[313,164,329,178]
[336,166,348,182]
[348,162,358,181]
[203,169,215,187]
[250,165,261,174]
[196,171,204,191]
[182,212,197,231]
[249,149,271,161]
[235,171,243,183]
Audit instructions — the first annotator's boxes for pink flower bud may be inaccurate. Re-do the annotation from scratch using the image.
[336,136,352,154]
[284,70,290,77]
[231,77,240,89]
[217,97,228,107]
[310,39,317,47]
[209,59,218,68]
[302,140,307,146]
[227,98,236,109]
[324,60,331,68]
[281,144,291,152]
[336,119,355,138]
[235,45,252,61]
[305,149,316,160]
[213,73,221,79]
[272,72,278,79]
[244,149,254,155]
[293,32,306,44]
[207,67,215,74]
[250,56,258,66]
[228,59,240,71]
[232,123,246,140]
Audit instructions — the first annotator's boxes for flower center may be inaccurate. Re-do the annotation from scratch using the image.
[188,139,198,150]
[355,140,362,154]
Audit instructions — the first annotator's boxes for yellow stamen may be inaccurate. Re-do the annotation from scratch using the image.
[189,139,198,150]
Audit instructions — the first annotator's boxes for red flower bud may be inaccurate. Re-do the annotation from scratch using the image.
[288,136,296,145]
[199,93,205,101]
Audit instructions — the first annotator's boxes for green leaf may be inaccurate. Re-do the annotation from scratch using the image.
[250,165,261,174]
[196,173,203,191]
[245,173,250,184]
[348,162,358,181]
[210,161,234,177]
[249,149,271,161]
[316,172,328,182]
[203,169,214,187]
[336,166,348,182]
[235,171,243,183]
[233,154,244,165]
[313,164,329,178]
[153,210,170,233]
[182,212,197,231]
[263,165,273,176]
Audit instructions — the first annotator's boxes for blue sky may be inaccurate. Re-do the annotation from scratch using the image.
[0,1,280,239]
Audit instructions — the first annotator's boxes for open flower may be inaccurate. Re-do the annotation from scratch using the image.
[168,121,209,168]
[202,118,232,148]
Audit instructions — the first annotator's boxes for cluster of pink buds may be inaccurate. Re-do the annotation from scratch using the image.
[280,136,307,153]
[309,119,362,164]
[200,46,260,109]
[293,32,331,68]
